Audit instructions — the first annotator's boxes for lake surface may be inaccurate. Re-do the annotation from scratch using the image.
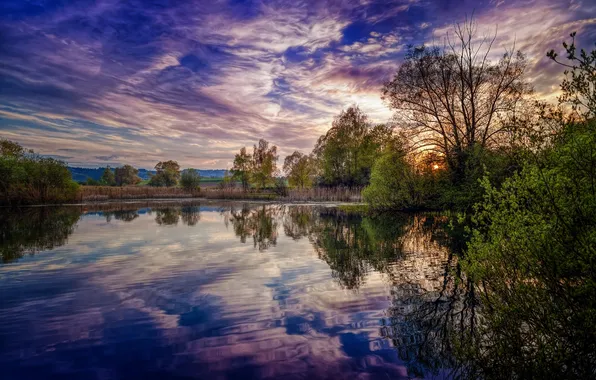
[0,201,463,379]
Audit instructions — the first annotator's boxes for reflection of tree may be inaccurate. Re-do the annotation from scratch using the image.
[227,204,279,251]
[285,207,474,378]
[307,210,415,289]
[282,206,319,240]
[0,207,81,263]
[381,261,476,379]
[104,210,139,223]
[155,207,180,225]
[180,206,201,226]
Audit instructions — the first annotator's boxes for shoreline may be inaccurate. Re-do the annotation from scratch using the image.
[0,197,364,209]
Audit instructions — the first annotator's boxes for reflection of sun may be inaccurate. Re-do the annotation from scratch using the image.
[433,164,439,170]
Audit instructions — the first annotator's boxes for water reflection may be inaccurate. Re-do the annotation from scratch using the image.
[0,202,471,379]
[225,204,279,251]
[281,207,475,377]
[0,207,80,263]
[104,209,140,222]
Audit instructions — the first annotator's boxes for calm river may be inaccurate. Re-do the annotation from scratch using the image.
[0,201,466,379]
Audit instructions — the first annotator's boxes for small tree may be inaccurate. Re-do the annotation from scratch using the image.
[180,168,201,191]
[150,160,180,187]
[114,165,141,186]
[251,139,278,190]
[101,166,116,186]
[218,171,236,190]
[363,140,419,210]
[283,151,315,189]
[231,147,252,192]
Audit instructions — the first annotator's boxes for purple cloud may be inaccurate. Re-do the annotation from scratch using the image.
[0,0,594,168]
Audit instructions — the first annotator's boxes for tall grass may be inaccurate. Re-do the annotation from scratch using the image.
[200,188,278,200]
[6,185,363,204]
[284,187,362,202]
[80,186,199,201]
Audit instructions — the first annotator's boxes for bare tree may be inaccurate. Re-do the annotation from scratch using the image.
[383,19,531,176]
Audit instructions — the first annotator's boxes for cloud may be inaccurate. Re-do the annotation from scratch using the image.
[0,0,594,168]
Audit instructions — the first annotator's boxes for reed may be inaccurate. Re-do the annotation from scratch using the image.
[200,188,278,200]
[80,186,199,201]
[284,187,363,202]
[3,185,363,205]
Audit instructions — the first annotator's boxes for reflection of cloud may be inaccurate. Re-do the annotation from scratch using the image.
[0,204,462,378]
[0,0,592,168]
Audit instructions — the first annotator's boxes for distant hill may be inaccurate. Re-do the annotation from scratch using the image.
[68,167,227,182]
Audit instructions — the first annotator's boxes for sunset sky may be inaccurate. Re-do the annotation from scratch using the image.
[1,0,594,169]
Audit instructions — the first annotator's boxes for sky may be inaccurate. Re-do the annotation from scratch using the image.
[0,0,594,169]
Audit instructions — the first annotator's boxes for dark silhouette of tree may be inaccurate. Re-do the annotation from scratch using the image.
[383,20,531,178]
[547,32,596,118]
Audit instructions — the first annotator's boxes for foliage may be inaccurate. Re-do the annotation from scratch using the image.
[114,165,141,186]
[273,177,288,196]
[547,32,596,118]
[231,139,279,191]
[362,138,421,210]
[0,139,27,157]
[180,168,201,190]
[0,139,79,205]
[101,166,116,186]
[313,106,393,186]
[283,151,316,189]
[218,171,236,190]
[85,177,101,186]
[149,160,181,187]
[231,147,252,191]
[251,139,278,189]
[462,120,596,378]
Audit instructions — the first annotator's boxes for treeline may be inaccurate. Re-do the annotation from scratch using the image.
[82,162,202,190]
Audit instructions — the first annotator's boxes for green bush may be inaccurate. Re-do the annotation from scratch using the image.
[180,168,201,190]
[362,150,419,210]
[0,139,79,205]
[462,120,596,378]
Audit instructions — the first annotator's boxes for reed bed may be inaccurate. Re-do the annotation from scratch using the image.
[18,185,363,204]
[200,188,278,200]
[285,187,363,202]
[80,186,199,201]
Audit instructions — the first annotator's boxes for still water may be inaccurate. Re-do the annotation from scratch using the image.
[0,201,465,380]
